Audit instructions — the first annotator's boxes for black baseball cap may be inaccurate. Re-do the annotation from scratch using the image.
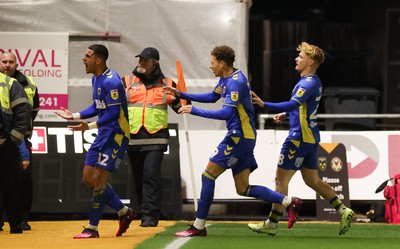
[135,47,159,60]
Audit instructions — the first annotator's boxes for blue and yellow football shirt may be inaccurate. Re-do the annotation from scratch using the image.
[289,74,322,144]
[214,69,256,140]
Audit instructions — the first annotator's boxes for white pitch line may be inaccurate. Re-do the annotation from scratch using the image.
[164,237,192,249]
[164,224,211,249]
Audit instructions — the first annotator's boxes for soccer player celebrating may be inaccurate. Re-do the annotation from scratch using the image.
[249,42,354,236]
[55,44,135,238]
[166,45,301,237]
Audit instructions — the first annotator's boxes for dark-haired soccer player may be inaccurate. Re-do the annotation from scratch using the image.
[55,44,135,239]
[165,45,301,237]
[249,42,354,236]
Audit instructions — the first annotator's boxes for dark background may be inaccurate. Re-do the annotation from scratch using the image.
[249,0,400,127]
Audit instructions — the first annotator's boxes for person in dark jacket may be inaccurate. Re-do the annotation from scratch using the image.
[0,52,40,231]
[0,72,32,234]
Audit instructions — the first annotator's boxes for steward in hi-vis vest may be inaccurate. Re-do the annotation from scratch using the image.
[0,72,31,233]
[0,51,40,231]
[124,75,177,135]
[123,47,181,227]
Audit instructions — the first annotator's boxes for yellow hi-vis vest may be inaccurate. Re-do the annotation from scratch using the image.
[124,75,174,134]
[22,76,37,137]
[23,76,37,107]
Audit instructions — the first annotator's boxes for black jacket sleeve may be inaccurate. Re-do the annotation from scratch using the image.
[32,87,40,121]
[9,81,32,146]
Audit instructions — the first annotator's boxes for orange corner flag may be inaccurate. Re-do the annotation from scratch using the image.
[176,60,187,105]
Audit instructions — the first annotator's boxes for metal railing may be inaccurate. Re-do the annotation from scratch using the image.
[258,113,400,130]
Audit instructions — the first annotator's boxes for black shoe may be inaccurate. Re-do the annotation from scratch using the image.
[22,222,31,231]
[141,220,157,227]
[10,224,23,234]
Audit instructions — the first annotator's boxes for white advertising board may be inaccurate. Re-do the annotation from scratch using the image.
[178,130,400,200]
[0,32,69,121]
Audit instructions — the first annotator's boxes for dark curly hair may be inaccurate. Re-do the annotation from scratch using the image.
[211,45,235,67]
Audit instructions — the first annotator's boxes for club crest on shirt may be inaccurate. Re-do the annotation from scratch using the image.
[110,89,119,100]
[232,74,238,80]
[296,87,306,97]
[231,91,239,101]
[97,88,101,95]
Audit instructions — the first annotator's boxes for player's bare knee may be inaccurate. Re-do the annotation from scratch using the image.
[237,189,245,196]
[82,175,93,187]
[304,177,320,189]
[236,185,250,196]
[274,178,284,188]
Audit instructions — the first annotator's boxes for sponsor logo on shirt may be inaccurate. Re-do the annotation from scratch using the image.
[95,99,106,109]
[310,121,318,128]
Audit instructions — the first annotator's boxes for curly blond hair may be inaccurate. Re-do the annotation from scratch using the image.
[297,42,325,65]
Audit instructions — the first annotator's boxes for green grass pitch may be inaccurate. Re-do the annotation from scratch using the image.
[136,222,400,249]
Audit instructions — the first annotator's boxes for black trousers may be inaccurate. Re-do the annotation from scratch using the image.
[127,148,164,223]
[0,140,23,228]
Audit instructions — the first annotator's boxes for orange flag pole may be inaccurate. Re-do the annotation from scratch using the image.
[176,61,187,105]
[176,60,198,212]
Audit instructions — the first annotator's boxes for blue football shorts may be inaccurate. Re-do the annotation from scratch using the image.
[277,137,318,170]
[209,132,258,176]
[85,130,128,172]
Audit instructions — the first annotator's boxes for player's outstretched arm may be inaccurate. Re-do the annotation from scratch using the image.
[165,86,220,103]
[251,91,264,108]
[55,107,75,120]
[164,86,181,97]
[178,104,234,121]
[67,121,89,131]
[273,112,287,124]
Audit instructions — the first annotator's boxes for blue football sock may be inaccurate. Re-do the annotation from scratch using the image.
[89,187,107,226]
[247,185,285,204]
[196,170,216,219]
[269,209,283,223]
[105,183,124,212]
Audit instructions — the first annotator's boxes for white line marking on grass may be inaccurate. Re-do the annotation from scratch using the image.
[164,224,212,249]
[165,237,192,249]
